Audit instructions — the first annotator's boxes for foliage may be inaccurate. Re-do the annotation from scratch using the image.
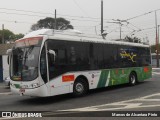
[0,29,24,43]
[124,36,141,43]
[31,17,74,31]
[14,33,24,40]
[0,29,14,40]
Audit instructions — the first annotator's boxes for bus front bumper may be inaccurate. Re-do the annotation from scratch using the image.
[10,84,49,97]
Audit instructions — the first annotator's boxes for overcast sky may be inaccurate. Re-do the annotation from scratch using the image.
[0,0,160,44]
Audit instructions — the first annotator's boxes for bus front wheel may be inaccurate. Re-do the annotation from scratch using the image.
[129,72,137,86]
[73,78,88,97]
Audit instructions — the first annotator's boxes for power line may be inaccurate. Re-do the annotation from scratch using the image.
[126,9,160,21]
[0,19,33,24]
[128,22,141,30]
[126,26,156,36]
[72,0,90,17]
[140,26,155,31]
[0,8,111,20]
[69,18,100,22]
[0,7,53,15]
[0,7,159,39]
[0,11,102,23]
[0,11,51,18]
[58,13,111,21]
[0,10,107,23]
[126,11,153,21]
[0,7,160,22]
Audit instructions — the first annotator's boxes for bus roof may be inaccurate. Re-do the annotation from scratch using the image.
[23,29,149,48]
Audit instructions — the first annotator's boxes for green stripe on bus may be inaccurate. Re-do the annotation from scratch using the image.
[14,84,20,88]
[97,70,109,88]
[97,66,152,88]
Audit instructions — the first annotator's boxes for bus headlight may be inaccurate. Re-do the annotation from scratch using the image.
[31,83,40,88]
[21,85,29,89]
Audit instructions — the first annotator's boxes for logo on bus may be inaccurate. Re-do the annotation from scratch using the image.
[120,49,137,62]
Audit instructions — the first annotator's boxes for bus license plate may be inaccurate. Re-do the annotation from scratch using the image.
[19,88,25,93]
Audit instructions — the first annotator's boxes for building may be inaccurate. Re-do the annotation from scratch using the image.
[151,53,160,68]
[0,44,13,82]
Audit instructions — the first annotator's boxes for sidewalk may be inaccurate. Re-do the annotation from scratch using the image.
[0,82,5,86]
[0,82,10,93]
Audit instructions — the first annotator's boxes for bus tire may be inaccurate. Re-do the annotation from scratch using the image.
[73,78,88,97]
[129,72,137,86]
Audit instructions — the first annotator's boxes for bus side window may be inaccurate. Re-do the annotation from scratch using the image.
[57,49,66,64]
[70,46,76,64]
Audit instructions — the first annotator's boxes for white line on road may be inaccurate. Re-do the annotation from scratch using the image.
[152,68,160,70]
[0,92,12,95]
[60,92,160,111]
[152,72,160,75]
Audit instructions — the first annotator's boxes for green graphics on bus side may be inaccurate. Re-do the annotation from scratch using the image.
[97,66,152,88]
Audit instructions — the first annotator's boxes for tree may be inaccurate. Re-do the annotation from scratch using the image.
[14,34,24,40]
[0,29,14,40]
[31,17,74,31]
[0,29,24,43]
[124,36,141,43]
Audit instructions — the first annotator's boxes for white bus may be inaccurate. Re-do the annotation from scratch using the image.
[9,29,152,97]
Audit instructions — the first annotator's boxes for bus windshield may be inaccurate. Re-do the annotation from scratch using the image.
[11,37,43,81]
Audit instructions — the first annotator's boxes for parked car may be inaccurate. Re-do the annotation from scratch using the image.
[3,77,10,87]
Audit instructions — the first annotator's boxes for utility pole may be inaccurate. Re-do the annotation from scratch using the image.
[55,9,57,30]
[2,24,4,44]
[95,26,97,35]
[101,0,104,35]
[155,11,159,67]
[110,19,125,40]
[120,23,122,40]
[158,25,160,44]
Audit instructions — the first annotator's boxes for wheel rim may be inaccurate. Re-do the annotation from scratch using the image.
[75,83,84,93]
[131,75,136,84]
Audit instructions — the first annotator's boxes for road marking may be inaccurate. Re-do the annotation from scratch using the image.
[60,92,160,111]
[0,92,12,95]
[152,72,160,75]
[152,68,160,70]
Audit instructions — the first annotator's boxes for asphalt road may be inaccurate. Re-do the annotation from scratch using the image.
[0,68,160,119]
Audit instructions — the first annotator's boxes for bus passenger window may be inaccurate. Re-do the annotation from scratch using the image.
[70,47,76,64]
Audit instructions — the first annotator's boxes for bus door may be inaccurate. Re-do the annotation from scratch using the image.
[46,40,68,94]
[40,43,51,95]
[45,41,63,95]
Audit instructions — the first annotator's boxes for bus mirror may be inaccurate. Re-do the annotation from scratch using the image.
[7,49,12,55]
[48,49,56,62]
[7,49,12,65]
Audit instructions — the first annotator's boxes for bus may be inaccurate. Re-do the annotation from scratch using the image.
[9,29,152,97]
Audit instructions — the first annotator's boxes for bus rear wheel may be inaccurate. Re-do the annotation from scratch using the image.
[129,72,137,86]
[73,78,88,97]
